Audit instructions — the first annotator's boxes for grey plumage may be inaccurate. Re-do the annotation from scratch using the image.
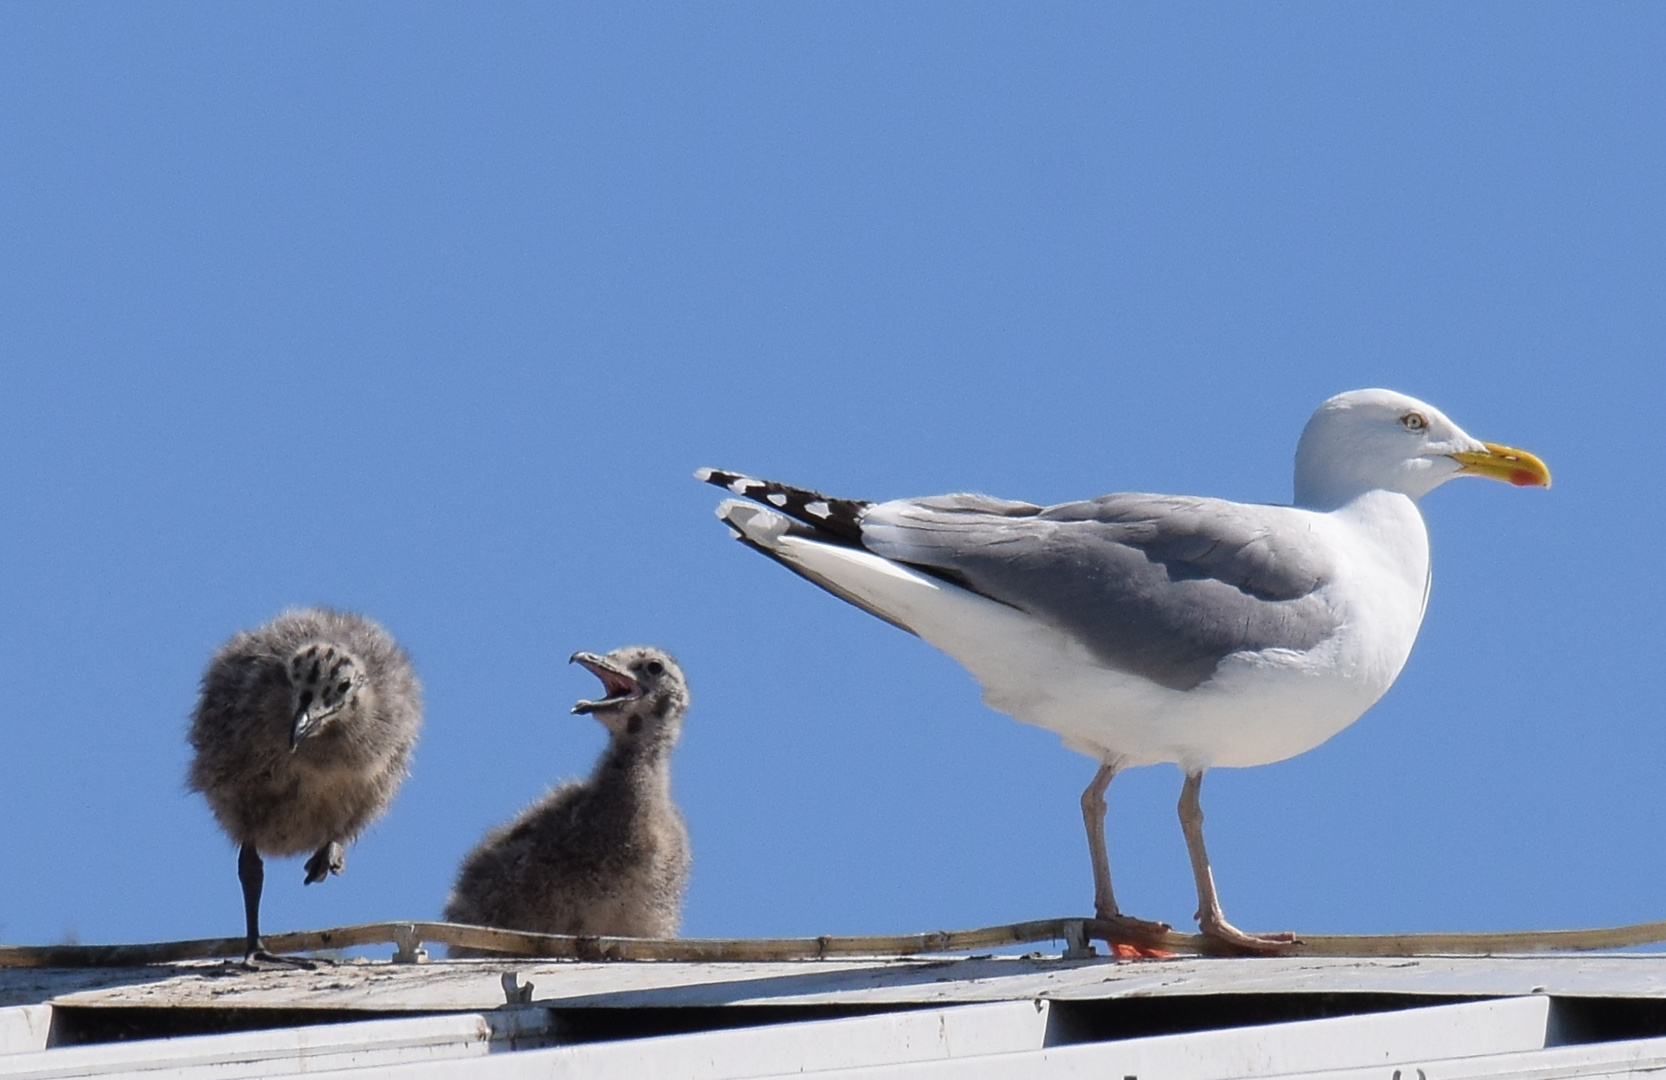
[861,492,1339,690]
[444,646,690,954]
[188,607,423,963]
[698,470,1340,691]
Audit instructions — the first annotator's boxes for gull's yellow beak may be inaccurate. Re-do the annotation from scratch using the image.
[1449,443,1552,488]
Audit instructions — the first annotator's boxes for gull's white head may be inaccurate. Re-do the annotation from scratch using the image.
[1293,389,1550,510]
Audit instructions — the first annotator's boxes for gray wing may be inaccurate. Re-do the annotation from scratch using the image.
[860,492,1340,691]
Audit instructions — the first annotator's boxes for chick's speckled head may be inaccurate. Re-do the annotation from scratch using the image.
[287,641,368,749]
[570,646,689,738]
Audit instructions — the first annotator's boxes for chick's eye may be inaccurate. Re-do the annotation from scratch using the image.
[1401,412,1428,432]
[645,660,664,676]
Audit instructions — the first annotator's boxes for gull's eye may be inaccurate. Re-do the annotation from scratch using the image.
[645,660,664,676]
[1400,412,1428,432]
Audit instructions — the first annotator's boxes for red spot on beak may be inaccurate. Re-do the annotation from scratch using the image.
[1509,469,1538,487]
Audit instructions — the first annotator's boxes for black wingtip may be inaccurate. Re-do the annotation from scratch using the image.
[696,468,870,546]
[695,467,755,494]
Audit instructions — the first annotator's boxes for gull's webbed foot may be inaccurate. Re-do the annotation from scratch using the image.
[303,841,345,885]
[1092,911,1171,941]
[1196,912,1298,955]
[1089,912,1177,959]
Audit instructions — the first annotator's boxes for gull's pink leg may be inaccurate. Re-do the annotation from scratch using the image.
[1081,762,1170,943]
[1179,771,1296,954]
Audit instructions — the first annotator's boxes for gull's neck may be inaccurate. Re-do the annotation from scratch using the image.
[1321,487,1426,529]
[1295,473,1397,513]
[1323,487,1432,614]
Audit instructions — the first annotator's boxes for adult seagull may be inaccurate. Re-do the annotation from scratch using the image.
[698,389,1549,952]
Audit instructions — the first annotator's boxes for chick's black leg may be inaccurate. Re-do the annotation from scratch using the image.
[238,841,265,958]
[236,842,313,969]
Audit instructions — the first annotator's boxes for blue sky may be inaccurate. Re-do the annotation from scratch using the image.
[1,3,1661,951]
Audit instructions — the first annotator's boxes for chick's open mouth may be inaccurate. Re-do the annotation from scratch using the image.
[571,653,642,714]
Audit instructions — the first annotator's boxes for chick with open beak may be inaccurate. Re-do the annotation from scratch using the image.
[443,646,692,951]
[571,651,647,717]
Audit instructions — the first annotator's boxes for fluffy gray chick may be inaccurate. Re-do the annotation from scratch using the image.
[444,646,690,954]
[188,607,423,964]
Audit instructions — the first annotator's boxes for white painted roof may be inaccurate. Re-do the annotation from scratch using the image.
[6,952,1666,1077]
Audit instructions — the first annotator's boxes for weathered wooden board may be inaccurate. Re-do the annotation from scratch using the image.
[8,916,1666,969]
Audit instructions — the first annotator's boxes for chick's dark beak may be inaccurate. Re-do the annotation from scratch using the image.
[290,704,317,751]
